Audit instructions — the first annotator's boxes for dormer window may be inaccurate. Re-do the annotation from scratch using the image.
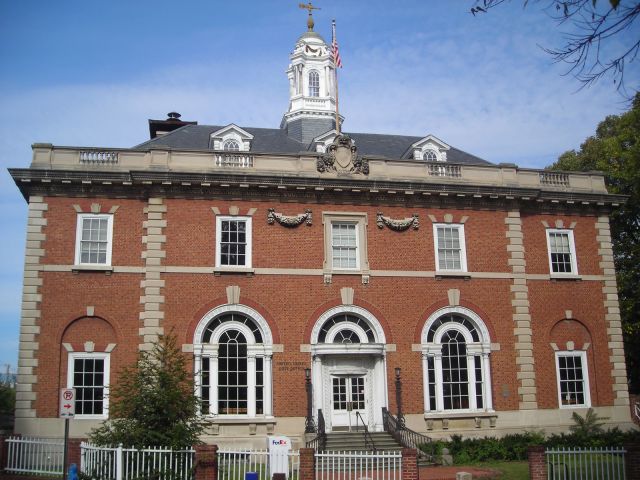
[423,149,439,162]
[223,140,240,152]
[309,70,320,97]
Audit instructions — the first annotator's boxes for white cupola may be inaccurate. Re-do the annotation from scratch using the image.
[281,13,342,145]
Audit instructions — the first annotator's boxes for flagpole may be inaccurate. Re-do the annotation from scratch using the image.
[332,19,341,135]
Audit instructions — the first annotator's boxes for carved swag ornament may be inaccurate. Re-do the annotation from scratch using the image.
[267,208,312,227]
[376,212,420,231]
[317,134,369,175]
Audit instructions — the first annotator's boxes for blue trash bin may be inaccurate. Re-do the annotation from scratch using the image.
[245,472,259,480]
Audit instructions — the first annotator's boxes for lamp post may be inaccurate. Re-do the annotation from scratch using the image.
[395,367,405,427]
[304,367,316,433]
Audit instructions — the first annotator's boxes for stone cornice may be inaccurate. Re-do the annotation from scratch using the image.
[9,167,626,211]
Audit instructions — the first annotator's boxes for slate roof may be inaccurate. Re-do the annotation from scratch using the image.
[133,124,491,165]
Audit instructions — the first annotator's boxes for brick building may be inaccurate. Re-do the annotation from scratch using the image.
[9,20,634,447]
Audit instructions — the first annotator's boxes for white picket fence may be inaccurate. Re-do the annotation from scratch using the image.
[4,436,65,475]
[81,442,195,480]
[218,448,300,480]
[315,451,402,480]
[546,446,627,480]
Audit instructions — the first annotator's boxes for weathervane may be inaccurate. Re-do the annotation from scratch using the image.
[299,2,320,31]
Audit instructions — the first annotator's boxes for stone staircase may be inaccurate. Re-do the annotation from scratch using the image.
[324,431,435,466]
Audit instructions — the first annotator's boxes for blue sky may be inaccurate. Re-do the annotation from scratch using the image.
[0,0,637,370]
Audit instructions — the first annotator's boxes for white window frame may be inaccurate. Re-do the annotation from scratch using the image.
[67,352,110,420]
[308,70,320,97]
[74,214,114,266]
[331,222,360,271]
[193,305,274,419]
[433,223,467,273]
[421,307,493,415]
[215,216,252,269]
[322,213,369,275]
[555,350,591,409]
[546,229,578,276]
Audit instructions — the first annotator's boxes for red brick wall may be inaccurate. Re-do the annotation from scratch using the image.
[30,196,617,420]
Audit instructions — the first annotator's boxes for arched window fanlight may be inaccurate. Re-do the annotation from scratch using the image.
[318,313,375,343]
[223,140,240,151]
[423,150,438,162]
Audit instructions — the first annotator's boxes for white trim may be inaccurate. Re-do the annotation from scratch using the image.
[322,212,370,276]
[310,305,387,345]
[74,214,113,266]
[215,216,252,269]
[546,229,579,275]
[67,352,110,420]
[433,223,468,273]
[555,350,591,408]
[193,304,273,346]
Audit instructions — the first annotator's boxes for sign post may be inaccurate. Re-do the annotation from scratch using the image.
[60,388,76,479]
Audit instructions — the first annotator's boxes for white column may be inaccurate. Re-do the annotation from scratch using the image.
[210,352,219,416]
[264,355,273,416]
[468,355,478,410]
[434,353,444,412]
[312,355,323,421]
[482,352,493,410]
[194,348,202,404]
[422,353,430,413]
[372,355,386,431]
[247,354,256,417]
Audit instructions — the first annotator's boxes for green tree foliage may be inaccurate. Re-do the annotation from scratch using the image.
[548,93,640,393]
[90,333,208,448]
[0,383,15,414]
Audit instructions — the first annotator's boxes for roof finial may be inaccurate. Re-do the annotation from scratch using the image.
[299,2,320,31]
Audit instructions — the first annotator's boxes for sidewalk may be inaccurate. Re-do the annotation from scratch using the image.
[420,465,501,479]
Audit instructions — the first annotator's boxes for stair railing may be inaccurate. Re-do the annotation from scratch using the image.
[382,407,436,463]
[306,409,327,451]
[355,411,377,452]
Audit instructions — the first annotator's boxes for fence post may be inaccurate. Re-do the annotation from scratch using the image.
[625,443,640,480]
[0,435,6,471]
[401,448,418,480]
[66,438,83,473]
[194,444,218,480]
[527,445,546,480]
[299,448,315,480]
[116,444,123,480]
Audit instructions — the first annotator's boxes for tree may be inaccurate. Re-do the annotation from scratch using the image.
[471,1,640,97]
[547,93,640,393]
[90,333,208,448]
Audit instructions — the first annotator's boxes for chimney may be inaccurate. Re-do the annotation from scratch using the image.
[148,112,197,139]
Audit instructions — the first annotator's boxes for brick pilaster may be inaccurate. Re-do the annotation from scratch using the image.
[194,444,218,480]
[625,444,640,480]
[527,446,546,480]
[596,216,629,406]
[401,448,418,480]
[506,210,537,409]
[139,198,167,350]
[15,196,48,420]
[299,448,315,480]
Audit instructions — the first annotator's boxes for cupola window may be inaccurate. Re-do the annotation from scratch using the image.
[423,150,439,162]
[309,71,320,97]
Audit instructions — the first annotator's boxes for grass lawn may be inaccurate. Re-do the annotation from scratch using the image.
[479,461,529,479]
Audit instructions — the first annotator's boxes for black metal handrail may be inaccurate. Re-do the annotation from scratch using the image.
[382,407,436,463]
[355,411,376,452]
[305,409,327,451]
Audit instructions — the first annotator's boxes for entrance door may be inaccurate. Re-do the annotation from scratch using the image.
[331,376,367,430]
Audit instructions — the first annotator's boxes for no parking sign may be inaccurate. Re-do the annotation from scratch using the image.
[59,388,76,418]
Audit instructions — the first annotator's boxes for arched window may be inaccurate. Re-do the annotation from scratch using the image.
[223,139,240,151]
[309,71,320,97]
[317,313,376,344]
[194,307,273,418]
[423,150,438,162]
[421,308,493,413]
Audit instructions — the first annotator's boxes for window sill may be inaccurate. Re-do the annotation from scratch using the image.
[323,270,371,285]
[435,271,471,279]
[424,411,496,420]
[205,416,275,424]
[213,267,255,276]
[424,411,497,429]
[550,274,582,281]
[72,265,113,274]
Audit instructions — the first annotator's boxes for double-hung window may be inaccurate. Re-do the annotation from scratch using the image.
[555,351,590,408]
[322,213,369,280]
[546,229,578,275]
[216,216,252,268]
[331,222,359,270]
[67,352,110,419]
[75,214,113,266]
[434,224,467,272]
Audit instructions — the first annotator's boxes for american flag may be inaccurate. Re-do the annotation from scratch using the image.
[332,20,342,68]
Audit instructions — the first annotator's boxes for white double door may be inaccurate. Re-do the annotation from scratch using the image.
[331,375,367,430]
